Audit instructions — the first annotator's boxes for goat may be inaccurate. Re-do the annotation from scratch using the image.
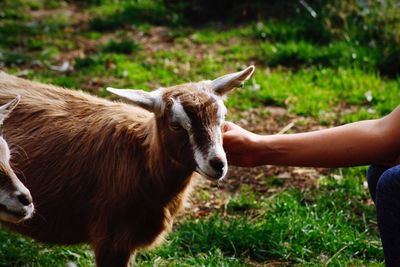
[0,65,255,266]
[0,96,34,223]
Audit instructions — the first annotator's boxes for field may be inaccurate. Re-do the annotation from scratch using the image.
[0,0,399,266]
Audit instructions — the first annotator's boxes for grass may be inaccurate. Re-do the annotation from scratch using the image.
[0,0,398,265]
[227,67,399,120]
[103,39,141,54]
[88,0,183,30]
[1,1,398,120]
[0,228,93,266]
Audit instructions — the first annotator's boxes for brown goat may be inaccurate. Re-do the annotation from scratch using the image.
[0,66,254,267]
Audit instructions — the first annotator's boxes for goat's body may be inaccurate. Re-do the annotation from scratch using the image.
[0,73,193,258]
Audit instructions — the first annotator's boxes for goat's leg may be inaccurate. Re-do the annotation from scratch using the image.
[94,242,132,267]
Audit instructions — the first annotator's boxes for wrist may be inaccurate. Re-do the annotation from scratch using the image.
[247,134,269,166]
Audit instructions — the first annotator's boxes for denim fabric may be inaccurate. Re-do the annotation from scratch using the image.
[367,165,400,267]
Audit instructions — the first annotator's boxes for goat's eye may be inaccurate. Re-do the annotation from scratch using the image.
[170,122,182,131]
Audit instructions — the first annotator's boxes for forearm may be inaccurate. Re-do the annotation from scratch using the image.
[223,106,399,168]
[253,117,399,168]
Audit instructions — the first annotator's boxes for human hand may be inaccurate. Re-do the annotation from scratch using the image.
[222,121,262,167]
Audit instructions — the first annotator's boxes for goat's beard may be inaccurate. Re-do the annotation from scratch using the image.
[195,166,226,182]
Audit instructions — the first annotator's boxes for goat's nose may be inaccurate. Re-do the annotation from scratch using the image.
[209,157,225,173]
[17,193,32,206]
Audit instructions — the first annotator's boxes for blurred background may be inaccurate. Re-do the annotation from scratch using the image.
[0,0,399,266]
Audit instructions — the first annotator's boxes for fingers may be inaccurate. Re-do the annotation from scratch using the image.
[223,121,245,133]
[222,121,235,132]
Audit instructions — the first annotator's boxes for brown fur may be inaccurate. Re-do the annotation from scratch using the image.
[0,72,219,266]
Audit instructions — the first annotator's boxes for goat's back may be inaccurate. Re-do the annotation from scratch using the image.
[0,73,151,244]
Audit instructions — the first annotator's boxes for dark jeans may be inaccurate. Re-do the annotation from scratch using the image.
[367,164,400,267]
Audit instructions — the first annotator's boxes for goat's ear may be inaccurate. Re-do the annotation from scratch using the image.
[0,95,20,125]
[107,87,162,114]
[211,65,255,96]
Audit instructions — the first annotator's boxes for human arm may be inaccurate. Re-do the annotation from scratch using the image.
[223,106,400,168]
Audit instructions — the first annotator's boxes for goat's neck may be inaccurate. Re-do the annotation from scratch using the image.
[143,117,193,187]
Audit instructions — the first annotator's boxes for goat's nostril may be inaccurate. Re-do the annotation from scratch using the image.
[209,157,225,173]
[17,194,32,206]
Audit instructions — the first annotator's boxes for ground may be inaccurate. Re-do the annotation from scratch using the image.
[0,1,399,266]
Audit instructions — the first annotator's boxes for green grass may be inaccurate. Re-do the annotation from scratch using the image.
[1,2,397,121]
[88,0,183,31]
[257,41,380,70]
[227,67,399,120]
[0,229,93,266]
[103,39,141,54]
[0,0,398,265]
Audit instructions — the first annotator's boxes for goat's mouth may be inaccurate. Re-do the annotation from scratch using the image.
[0,203,31,222]
[196,167,224,181]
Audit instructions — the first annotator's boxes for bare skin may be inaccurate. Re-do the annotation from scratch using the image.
[223,106,400,168]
